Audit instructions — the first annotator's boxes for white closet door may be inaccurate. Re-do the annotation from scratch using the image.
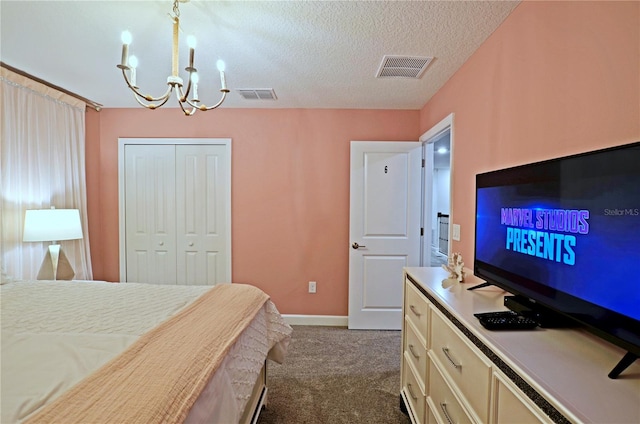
[175,144,230,285]
[124,145,177,284]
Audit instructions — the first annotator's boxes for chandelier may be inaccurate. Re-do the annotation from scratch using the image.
[117,0,229,115]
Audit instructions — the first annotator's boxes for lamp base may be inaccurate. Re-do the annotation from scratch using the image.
[37,247,75,280]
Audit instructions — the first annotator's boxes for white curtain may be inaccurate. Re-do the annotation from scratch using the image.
[0,68,93,280]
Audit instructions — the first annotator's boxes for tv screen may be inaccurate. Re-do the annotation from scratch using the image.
[474,141,640,376]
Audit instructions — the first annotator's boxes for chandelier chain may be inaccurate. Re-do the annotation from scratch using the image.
[173,0,180,18]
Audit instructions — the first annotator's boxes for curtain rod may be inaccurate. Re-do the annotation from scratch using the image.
[1,62,103,111]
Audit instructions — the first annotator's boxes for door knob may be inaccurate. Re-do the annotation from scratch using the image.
[352,242,366,249]
[158,241,164,246]
[188,242,194,246]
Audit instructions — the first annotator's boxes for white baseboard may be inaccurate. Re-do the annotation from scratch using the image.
[282,314,348,327]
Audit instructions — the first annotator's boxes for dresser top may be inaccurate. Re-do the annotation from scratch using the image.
[404,266,640,424]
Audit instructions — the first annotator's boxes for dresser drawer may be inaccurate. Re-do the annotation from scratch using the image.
[403,356,426,424]
[404,317,428,389]
[430,307,492,422]
[405,279,430,341]
[493,372,549,424]
[428,356,473,424]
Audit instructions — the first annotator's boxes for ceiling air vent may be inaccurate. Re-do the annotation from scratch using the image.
[236,89,278,100]
[376,55,433,79]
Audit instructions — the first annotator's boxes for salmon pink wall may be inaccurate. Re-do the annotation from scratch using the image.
[85,108,419,315]
[86,1,639,316]
[420,1,640,267]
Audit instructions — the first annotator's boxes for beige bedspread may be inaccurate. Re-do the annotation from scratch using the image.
[1,280,292,423]
[24,283,269,424]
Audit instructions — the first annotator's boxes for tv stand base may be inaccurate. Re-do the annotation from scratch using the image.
[467,282,492,291]
[608,352,638,379]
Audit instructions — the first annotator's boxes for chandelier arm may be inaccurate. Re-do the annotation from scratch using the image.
[178,101,197,116]
[133,90,172,110]
[175,89,197,116]
[185,89,229,111]
[194,90,229,111]
[120,68,174,103]
[176,80,193,104]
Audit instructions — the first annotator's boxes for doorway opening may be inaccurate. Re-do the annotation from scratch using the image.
[420,114,453,267]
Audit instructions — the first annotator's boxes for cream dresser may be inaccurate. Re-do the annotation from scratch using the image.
[400,267,640,424]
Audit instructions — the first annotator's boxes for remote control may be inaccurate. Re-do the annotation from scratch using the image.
[474,311,518,319]
[477,313,539,330]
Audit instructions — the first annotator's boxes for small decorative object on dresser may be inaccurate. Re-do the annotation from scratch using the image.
[442,252,465,283]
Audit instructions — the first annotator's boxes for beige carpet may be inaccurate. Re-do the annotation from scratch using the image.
[257,325,412,424]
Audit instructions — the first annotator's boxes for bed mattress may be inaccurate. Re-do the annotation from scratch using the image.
[0,280,292,423]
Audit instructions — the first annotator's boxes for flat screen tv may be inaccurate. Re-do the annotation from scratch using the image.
[473,141,640,378]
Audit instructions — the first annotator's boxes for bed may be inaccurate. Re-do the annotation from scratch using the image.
[0,279,292,423]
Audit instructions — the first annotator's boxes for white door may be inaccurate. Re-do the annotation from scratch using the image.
[348,141,422,329]
[125,144,177,284]
[176,144,230,285]
[121,139,231,285]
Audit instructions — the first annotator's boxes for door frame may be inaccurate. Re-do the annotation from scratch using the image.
[419,113,454,266]
[117,138,232,282]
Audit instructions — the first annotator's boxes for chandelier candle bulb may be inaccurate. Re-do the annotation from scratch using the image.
[191,72,199,100]
[220,71,227,91]
[131,68,137,87]
[121,45,128,67]
[187,36,196,69]
[129,56,138,87]
[216,60,227,90]
[120,31,131,67]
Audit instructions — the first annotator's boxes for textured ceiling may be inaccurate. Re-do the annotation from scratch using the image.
[0,1,520,110]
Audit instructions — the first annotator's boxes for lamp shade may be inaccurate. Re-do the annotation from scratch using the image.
[23,209,83,242]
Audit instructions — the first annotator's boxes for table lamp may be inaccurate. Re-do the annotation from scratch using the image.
[23,208,83,280]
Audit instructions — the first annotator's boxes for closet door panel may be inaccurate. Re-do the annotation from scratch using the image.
[124,144,177,284]
[176,144,229,285]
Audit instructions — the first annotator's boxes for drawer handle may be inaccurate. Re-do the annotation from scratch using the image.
[407,383,419,401]
[442,347,461,369]
[440,402,454,424]
[408,344,420,359]
[409,305,422,317]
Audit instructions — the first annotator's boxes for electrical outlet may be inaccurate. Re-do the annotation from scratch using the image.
[452,224,461,241]
[308,281,317,293]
